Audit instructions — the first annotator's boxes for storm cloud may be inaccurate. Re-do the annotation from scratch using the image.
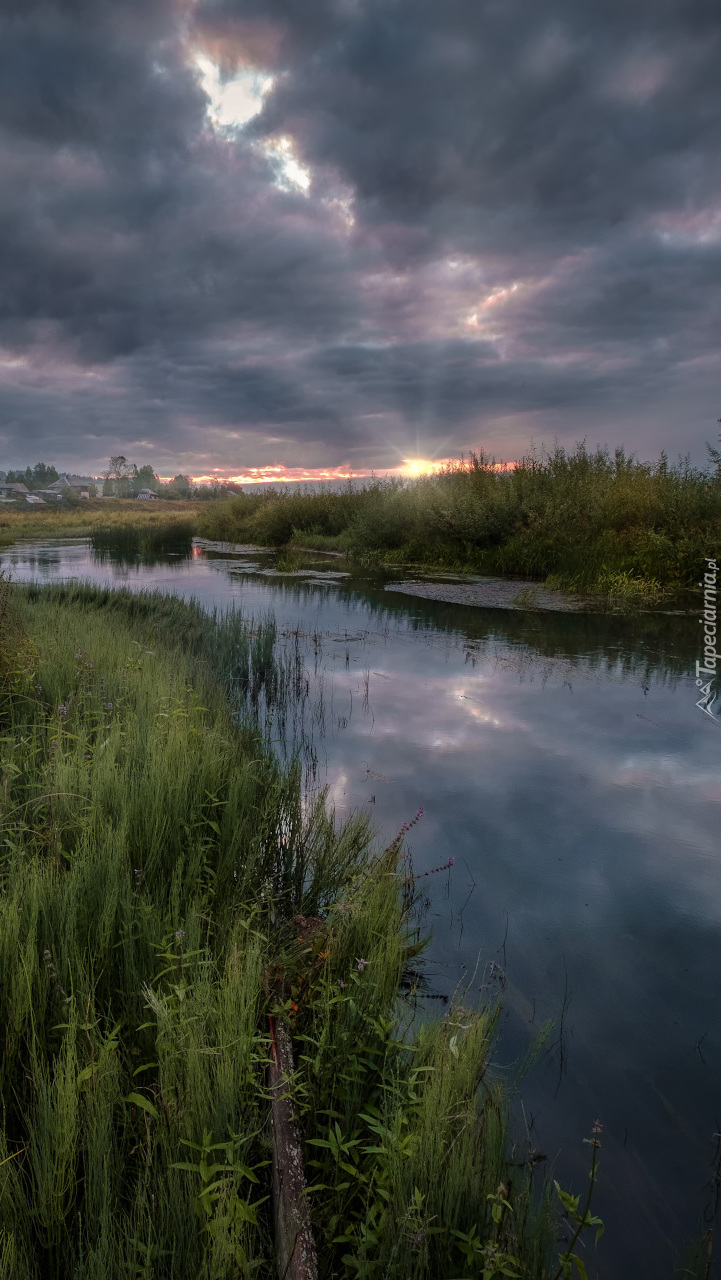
[0,0,719,475]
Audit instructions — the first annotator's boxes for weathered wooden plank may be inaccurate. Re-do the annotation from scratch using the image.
[268,1013,318,1280]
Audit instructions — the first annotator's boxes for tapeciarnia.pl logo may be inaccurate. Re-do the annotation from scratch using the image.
[696,557,718,720]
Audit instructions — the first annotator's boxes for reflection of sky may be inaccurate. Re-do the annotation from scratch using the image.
[3,539,719,1278]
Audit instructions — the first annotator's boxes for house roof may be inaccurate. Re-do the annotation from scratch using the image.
[0,482,29,493]
[46,474,90,491]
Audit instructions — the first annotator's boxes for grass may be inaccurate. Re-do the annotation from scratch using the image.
[0,499,202,544]
[197,444,721,600]
[2,577,596,1280]
[90,521,195,563]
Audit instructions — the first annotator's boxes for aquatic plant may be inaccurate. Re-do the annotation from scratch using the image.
[90,520,195,563]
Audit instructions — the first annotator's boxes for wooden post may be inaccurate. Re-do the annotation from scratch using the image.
[268,1014,318,1280]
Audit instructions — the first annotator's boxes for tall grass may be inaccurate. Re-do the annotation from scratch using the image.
[90,520,195,563]
[197,483,383,549]
[0,581,611,1278]
[198,446,721,597]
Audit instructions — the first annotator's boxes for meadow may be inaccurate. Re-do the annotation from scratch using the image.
[197,445,721,600]
[0,499,202,546]
[1,576,615,1280]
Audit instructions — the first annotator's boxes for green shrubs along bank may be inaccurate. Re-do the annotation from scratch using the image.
[198,444,721,600]
[0,579,613,1280]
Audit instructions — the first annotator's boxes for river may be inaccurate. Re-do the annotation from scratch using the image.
[2,535,719,1279]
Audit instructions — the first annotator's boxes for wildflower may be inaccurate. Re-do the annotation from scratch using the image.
[175,930,186,941]
[75,649,83,659]
[338,980,345,989]
[357,958,368,971]
[105,701,113,711]
[34,684,43,695]
[58,704,67,717]
[448,857,454,866]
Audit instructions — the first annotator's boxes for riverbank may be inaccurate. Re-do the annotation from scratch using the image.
[197,445,721,604]
[0,578,588,1280]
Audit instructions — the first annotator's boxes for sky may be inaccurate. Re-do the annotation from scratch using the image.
[0,0,719,482]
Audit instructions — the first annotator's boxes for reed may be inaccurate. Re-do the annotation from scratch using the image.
[90,520,195,562]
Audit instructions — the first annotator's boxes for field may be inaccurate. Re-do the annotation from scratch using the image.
[0,499,202,545]
[2,578,610,1280]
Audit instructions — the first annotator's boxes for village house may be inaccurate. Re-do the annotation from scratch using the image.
[46,474,92,499]
[136,488,160,500]
[0,481,30,502]
[0,482,48,505]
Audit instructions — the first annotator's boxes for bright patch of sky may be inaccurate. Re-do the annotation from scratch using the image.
[194,54,273,129]
[261,136,312,193]
[194,55,312,193]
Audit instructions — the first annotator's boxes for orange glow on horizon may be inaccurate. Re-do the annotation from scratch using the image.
[155,456,517,487]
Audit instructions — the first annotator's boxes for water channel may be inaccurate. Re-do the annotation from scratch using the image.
[2,535,719,1279]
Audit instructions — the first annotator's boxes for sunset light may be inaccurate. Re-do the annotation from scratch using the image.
[398,457,448,478]
[183,459,470,485]
[188,465,360,486]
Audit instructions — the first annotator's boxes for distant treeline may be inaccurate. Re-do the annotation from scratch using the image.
[198,444,721,597]
[0,459,234,501]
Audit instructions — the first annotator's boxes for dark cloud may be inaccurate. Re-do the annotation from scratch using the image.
[0,0,719,474]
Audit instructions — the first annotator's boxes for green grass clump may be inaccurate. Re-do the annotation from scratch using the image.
[90,520,195,562]
[196,483,385,548]
[0,582,601,1278]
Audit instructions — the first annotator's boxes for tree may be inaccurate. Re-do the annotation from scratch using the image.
[103,456,137,498]
[30,462,59,489]
[134,464,159,494]
[168,473,192,499]
[5,462,59,489]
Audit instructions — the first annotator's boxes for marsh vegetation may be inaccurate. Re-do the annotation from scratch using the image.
[198,444,721,601]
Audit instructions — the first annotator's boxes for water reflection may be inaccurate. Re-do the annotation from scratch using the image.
[1,535,719,1278]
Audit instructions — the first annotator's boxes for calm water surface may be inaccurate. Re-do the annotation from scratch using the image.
[3,536,720,1279]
